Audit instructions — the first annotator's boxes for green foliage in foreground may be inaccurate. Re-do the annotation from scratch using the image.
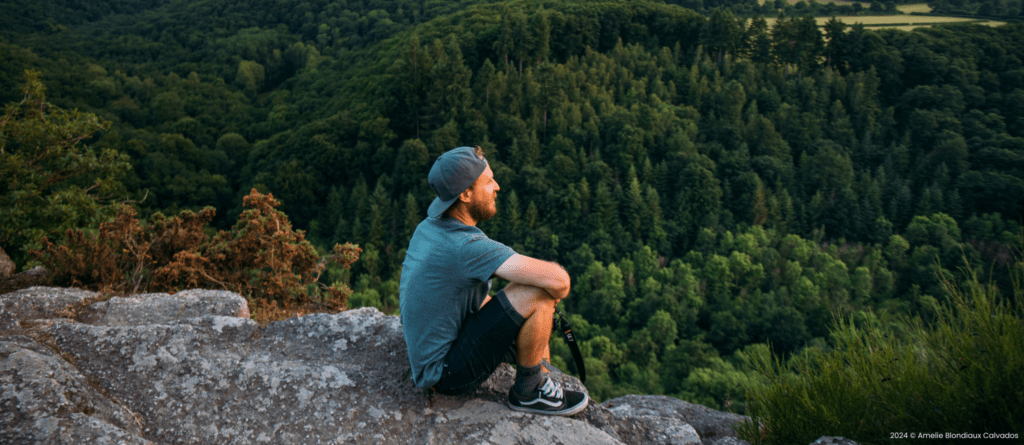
[739,250,1024,444]
[0,70,130,266]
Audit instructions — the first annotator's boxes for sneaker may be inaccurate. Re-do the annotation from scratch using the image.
[507,375,589,416]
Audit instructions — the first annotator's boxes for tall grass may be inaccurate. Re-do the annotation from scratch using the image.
[739,248,1024,444]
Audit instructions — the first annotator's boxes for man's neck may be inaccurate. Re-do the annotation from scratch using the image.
[445,206,477,226]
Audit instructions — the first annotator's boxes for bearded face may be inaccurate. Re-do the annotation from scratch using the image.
[450,163,498,223]
[468,187,498,222]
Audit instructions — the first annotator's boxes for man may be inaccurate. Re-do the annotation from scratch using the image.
[399,146,588,416]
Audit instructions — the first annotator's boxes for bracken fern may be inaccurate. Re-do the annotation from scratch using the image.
[34,189,361,323]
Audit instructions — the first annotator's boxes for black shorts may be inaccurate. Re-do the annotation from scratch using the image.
[433,289,524,395]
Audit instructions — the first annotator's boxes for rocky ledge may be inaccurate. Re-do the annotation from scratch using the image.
[0,286,832,445]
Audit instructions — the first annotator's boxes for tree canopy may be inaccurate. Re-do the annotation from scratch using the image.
[2,0,1022,412]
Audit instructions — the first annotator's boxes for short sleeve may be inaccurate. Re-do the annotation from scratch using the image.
[461,234,516,283]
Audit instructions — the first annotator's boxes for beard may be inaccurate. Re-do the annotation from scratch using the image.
[469,193,498,222]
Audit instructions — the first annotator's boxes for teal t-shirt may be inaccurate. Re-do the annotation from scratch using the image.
[399,216,517,388]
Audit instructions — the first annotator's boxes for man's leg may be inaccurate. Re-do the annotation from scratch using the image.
[433,289,524,395]
[502,282,587,416]
[502,282,557,369]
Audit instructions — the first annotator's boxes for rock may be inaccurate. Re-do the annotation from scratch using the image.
[600,395,750,445]
[0,335,150,444]
[711,436,752,445]
[0,286,100,323]
[78,289,250,326]
[0,266,51,295]
[0,308,18,335]
[2,287,760,444]
[33,305,624,444]
[0,247,14,279]
[812,437,861,445]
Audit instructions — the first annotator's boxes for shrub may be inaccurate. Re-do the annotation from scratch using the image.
[738,248,1024,444]
[35,189,361,323]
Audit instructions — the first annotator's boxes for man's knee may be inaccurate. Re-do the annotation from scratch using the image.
[503,283,555,317]
[504,282,544,299]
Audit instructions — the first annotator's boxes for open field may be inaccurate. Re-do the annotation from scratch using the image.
[897,3,933,13]
[750,2,1008,31]
[884,20,1009,30]
[757,1,935,11]
[759,0,863,4]
[762,15,1006,30]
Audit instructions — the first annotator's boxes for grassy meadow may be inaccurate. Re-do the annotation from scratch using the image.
[896,3,934,13]
[753,3,1007,30]
[760,0,864,4]
[761,4,1008,30]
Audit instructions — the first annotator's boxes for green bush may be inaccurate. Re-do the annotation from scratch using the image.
[739,251,1024,444]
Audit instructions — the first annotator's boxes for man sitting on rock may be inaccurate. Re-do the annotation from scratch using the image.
[399,145,588,416]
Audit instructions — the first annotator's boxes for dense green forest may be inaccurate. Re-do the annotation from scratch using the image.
[930,0,1023,17]
[2,0,1023,422]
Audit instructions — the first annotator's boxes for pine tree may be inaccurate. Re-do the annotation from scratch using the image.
[403,192,420,244]
[823,17,847,71]
[494,5,515,72]
[368,180,392,248]
[525,200,539,231]
[504,190,522,241]
[531,8,551,65]
[624,166,644,239]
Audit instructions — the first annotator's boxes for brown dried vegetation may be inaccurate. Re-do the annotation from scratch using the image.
[34,189,361,323]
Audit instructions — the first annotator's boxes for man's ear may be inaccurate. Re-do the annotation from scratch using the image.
[458,186,474,203]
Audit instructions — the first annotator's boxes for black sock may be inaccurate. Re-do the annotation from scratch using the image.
[513,363,544,395]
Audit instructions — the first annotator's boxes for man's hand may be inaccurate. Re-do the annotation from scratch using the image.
[494,254,570,300]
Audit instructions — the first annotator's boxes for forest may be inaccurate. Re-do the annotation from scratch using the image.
[2,0,1023,440]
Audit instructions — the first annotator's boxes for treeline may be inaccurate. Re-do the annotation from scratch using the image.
[930,0,1024,17]
[2,0,1023,410]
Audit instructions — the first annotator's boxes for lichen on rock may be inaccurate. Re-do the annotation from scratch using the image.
[2,286,763,445]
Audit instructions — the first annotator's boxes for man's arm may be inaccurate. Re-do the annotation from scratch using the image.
[493,254,570,301]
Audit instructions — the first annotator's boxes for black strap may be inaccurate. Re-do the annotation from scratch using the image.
[555,309,586,384]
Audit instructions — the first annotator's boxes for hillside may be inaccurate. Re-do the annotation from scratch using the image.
[2,0,1023,440]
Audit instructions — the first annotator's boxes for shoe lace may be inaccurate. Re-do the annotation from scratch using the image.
[539,377,563,400]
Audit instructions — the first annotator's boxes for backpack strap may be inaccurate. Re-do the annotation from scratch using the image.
[555,309,586,384]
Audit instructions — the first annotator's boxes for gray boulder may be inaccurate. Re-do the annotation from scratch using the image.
[0,267,52,296]
[599,395,751,445]
[0,335,151,444]
[37,308,624,444]
[812,437,861,445]
[78,289,250,326]
[2,287,759,444]
[0,287,101,321]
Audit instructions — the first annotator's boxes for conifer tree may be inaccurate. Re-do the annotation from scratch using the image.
[1,71,130,265]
